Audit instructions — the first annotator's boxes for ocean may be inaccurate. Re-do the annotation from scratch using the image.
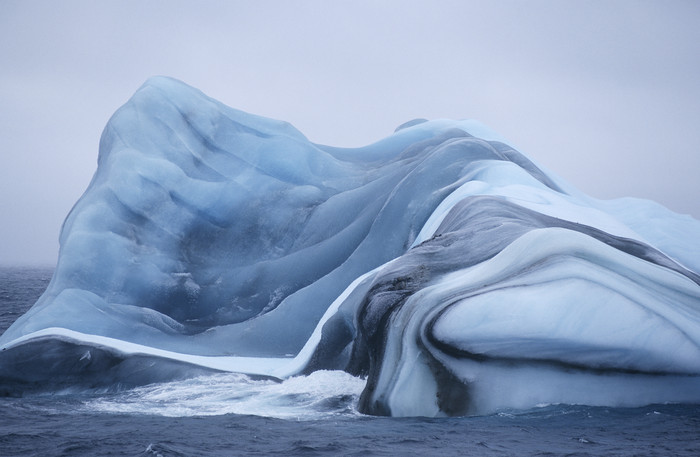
[1,266,699,456]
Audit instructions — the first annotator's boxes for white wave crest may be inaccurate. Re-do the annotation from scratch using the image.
[84,370,366,420]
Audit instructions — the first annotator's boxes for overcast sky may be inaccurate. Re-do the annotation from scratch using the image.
[1,0,699,266]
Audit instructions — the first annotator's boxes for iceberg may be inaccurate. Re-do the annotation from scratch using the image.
[1,77,699,415]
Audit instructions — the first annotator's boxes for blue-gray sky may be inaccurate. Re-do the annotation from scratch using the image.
[1,0,699,266]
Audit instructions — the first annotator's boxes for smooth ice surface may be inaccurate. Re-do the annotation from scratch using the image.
[1,77,699,416]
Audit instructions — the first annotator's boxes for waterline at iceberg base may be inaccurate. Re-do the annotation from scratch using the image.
[1,77,699,417]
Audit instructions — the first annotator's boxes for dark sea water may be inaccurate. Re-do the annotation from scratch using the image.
[1,266,699,457]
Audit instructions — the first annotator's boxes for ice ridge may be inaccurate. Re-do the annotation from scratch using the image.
[1,76,699,416]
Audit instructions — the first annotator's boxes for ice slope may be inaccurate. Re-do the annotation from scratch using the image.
[1,77,699,415]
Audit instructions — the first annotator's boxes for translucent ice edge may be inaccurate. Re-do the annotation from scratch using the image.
[1,264,385,379]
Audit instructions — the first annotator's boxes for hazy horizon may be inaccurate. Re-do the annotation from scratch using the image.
[2,0,699,266]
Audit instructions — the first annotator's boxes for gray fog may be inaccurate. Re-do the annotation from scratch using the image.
[1,0,699,266]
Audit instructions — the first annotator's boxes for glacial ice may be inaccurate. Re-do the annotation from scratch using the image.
[1,76,699,416]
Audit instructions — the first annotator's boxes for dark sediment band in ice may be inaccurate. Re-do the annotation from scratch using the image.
[1,77,699,415]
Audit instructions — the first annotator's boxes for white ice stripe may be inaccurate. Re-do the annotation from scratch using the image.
[283,263,387,371]
[411,162,648,249]
[1,263,389,379]
[2,326,291,377]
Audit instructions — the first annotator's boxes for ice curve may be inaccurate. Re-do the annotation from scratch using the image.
[1,77,699,415]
